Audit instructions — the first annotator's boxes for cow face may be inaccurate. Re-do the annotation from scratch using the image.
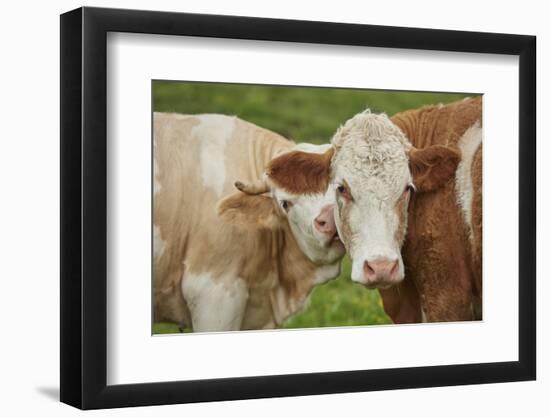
[329,116,413,288]
[266,110,460,288]
[269,182,345,264]
[217,144,345,266]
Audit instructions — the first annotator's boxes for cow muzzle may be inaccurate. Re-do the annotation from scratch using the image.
[314,205,337,237]
[361,257,402,288]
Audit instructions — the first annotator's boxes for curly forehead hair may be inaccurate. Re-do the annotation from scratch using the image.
[330,110,411,193]
[331,109,412,152]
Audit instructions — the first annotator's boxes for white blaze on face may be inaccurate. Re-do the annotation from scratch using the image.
[191,114,236,197]
[330,110,412,287]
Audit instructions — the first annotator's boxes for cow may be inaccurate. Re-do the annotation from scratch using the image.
[262,97,482,323]
[153,113,346,332]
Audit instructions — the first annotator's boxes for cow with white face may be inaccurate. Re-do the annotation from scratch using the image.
[270,97,482,323]
[153,113,345,332]
[267,98,482,323]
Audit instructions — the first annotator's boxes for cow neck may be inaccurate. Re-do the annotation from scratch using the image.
[268,222,320,326]
[246,124,294,184]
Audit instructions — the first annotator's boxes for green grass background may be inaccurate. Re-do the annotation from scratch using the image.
[153,81,476,334]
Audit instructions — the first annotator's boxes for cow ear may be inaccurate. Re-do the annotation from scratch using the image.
[408,145,461,192]
[217,192,282,230]
[266,147,334,195]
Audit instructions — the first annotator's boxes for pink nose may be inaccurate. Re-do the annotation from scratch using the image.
[314,205,336,235]
[363,258,399,285]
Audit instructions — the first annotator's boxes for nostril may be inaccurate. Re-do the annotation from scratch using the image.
[390,260,399,275]
[363,261,375,276]
[314,217,329,232]
[315,205,336,234]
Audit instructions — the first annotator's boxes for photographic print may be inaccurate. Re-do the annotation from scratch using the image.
[152,81,482,334]
[61,8,535,408]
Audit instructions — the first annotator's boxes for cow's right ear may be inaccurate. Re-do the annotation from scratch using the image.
[217,192,282,230]
[408,145,461,192]
[266,147,334,195]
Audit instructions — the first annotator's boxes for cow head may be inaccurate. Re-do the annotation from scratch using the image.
[265,110,461,288]
[217,144,346,266]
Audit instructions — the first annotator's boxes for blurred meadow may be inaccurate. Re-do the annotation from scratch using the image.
[152,80,477,334]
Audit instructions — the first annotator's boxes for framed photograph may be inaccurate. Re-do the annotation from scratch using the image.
[60,6,536,409]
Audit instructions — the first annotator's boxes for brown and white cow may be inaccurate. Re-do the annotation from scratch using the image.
[264,97,482,323]
[153,113,345,332]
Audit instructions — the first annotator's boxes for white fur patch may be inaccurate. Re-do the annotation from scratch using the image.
[313,261,341,284]
[153,156,161,196]
[153,131,162,196]
[455,121,482,240]
[192,115,236,197]
[332,110,411,202]
[293,142,331,154]
[153,225,166,261]
[421,309,428,323]
[181,271,248,332]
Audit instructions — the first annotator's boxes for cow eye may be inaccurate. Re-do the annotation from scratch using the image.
[281,200,293,211]
[337,184,352,201]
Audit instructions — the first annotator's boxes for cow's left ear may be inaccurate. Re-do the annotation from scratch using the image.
[217,192,282,230]
[408,145,461,192]
[266,147,334,195]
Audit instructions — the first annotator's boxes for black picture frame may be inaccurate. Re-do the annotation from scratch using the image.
[60,6,536,410]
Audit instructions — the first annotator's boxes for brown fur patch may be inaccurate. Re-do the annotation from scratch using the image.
[379,278,421,324]
[402,184,475,322]
[266,148,334,195]
[217,192,282,230]
[392,97,482,149]
[409,145,461,192]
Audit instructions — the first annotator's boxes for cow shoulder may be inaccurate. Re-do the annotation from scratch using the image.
[217,192,283,230]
